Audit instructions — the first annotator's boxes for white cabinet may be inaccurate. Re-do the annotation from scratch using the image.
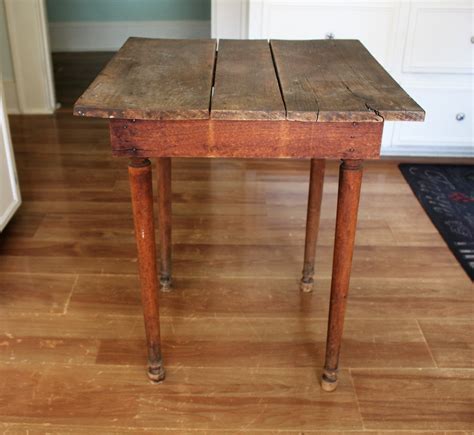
[248,1,400,69]
[389,83,473,156]
[403,1,474,74]
[212,0,474,157]
[0,81,21,231]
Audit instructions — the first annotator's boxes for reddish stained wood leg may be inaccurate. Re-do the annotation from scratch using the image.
[300,159,325,292]
[128,158,165,383]
[157,158,172,292]
[321,159,363,392]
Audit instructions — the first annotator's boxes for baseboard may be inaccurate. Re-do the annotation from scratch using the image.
[3,80,20,114]
[49,20,211,52]
[382,144,474,158]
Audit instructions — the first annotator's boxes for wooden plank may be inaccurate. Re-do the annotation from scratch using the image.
[73,37,216,121]
[418,320,474,368]
[0,364,361,431]
[271,39,425,122]
[109,119,383,159]
[211,40,286,120]
[352,369,474,430]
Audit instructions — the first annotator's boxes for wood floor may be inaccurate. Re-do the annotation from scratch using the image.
[0,111,472,433]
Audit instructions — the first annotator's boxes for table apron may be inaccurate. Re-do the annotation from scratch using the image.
[110,119,383,159]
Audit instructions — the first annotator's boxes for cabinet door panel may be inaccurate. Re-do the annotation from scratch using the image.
[404,1,474,73]
[391,85,473,156]
[250,1,400,69]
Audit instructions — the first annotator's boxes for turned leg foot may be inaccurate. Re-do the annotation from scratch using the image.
[300,277,314,293]
[321,369,338,392]
[148,358,166,383]
[160,275,172,292]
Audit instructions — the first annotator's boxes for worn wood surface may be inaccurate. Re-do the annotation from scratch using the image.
[211,40,286,120]
[271,39,425,122]
[2,112,473,431]
[74,38,217,120]
[110,119,383,159]
[74,38,424,126]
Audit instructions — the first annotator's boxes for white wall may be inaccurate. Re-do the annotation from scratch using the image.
[48,21,211,52]
[46,0,211,51]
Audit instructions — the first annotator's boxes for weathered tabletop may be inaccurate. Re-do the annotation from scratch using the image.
[74,38,424,159]
[74,37,423,123]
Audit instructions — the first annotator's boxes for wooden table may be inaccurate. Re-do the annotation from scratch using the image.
[74,38,424,391]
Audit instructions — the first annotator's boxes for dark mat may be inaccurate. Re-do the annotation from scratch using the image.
[399,164,474,281]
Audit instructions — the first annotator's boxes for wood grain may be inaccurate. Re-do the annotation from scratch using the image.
[352,369,474,430]
[110,119,383,159]
[418,319,474,368]
[271,39,425,122]
[95,317,435,370]
[74,38,216,120]
[66,274,473,321]
[0,273,77,314]
[211,40,286,120]
[73,38,423,125]
[0,364,361,431]
[0,313,436,370]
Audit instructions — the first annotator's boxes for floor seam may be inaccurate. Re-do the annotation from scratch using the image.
[348,368,366,431]
[415,318,438,369]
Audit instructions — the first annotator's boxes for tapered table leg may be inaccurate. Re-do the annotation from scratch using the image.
[128,158,165,383]
[157,157,172,291]
[321,159,363,392]
[300,159,325,292]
